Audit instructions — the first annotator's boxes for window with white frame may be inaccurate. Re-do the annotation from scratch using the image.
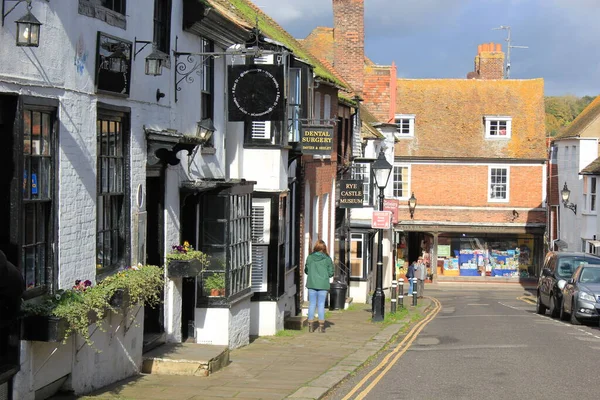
[351,162,371,206]
[584,176,597,212]
[394,114,415,137]
[251,198,270,292]
[488,166,509,202]
[350,233,365,278]
[393,165,410,198]
[484,116,511,138]
[572,145,577,169]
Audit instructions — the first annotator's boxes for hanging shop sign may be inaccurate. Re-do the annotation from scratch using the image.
[95,32,132,96]
[372,211,392,229]
[339,180,364,208]
[383,198,399,224]
[301,125,334,155]
[228,64,284,121]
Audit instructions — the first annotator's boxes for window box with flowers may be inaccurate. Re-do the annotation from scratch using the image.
[20,265,163,347]
[166,241,209,278]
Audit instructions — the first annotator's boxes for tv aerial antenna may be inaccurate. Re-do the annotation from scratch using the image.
[492,25,528,78]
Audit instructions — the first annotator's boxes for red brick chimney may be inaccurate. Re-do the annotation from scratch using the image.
[472,42,505,79]
[333,0,364,94]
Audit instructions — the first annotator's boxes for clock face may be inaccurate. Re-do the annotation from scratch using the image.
[231,67,282,117]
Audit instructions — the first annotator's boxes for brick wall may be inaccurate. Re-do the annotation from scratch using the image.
[411,164,545,208]
[333,0,364,94]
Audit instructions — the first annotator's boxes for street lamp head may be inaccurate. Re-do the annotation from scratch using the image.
[561,182,571,203]
[371,149,392,190]
[408,192,417,219]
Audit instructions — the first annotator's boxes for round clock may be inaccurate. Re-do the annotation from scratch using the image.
[231,68,281,117]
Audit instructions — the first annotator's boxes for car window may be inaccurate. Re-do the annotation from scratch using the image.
[579,267,600,284]
[558,256,600,279]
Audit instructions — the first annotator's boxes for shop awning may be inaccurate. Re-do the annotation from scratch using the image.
[588,240,600,248]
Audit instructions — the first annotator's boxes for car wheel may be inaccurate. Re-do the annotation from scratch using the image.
[550,294,559,318]
[559,298,569,321]
[570,299,581,325]
[536,293,547,315]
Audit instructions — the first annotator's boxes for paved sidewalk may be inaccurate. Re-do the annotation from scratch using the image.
[72,299,432,400]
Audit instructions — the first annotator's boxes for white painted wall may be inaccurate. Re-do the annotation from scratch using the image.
[557,138,599,250]
[195,297,250,349]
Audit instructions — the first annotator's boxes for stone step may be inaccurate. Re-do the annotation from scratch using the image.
[142,343,229,377]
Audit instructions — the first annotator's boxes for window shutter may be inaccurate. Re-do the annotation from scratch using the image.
[251,245,268,292]
[251,121,271,140]
[251,201,270,292]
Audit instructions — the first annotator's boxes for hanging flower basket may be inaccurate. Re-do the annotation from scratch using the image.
[166,241,209,277]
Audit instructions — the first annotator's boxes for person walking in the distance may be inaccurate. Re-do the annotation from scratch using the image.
[415,256,426,299]
[305,239,334,333]
[406,261,416,296]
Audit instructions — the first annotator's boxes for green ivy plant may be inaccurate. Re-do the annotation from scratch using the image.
[166,241,210,265]
[21,265,164,349]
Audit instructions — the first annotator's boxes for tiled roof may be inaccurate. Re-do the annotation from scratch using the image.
[207,0,348,88]
[554,95,600,140]
[394,78,546,159]
[300,27,334,66]
[581,156,600,175]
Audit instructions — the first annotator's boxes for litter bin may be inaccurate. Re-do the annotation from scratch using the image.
[329,281,348,310]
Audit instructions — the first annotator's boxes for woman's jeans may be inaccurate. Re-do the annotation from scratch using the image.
[308,289,328,321]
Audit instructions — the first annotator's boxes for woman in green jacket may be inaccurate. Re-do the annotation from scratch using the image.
[305,240,334,333]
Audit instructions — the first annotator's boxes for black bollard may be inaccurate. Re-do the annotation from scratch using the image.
[398,278,404,309]
[412,277,418,306]
[391,280,397,313]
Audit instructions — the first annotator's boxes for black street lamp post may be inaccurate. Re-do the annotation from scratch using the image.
[371,149,393,322]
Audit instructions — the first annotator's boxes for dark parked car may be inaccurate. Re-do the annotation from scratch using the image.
[536,251,600,317]
[560,265,600,325]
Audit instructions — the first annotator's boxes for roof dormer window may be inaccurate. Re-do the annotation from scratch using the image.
[485,116,512,139]
[394,114,415,138]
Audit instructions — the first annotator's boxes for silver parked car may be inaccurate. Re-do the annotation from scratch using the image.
[560,264,600,325]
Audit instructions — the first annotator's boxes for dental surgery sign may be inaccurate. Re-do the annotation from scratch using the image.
[339,180,364,209]
[301,125,334,155]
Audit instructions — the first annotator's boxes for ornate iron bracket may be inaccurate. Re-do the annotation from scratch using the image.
[172,35,287,102]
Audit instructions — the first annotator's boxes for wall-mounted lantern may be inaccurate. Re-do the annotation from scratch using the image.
[2,0,43,47]
[561,182,577,214]
[196,118,215,145]
[408,192,417,219]
[134,37,165,76]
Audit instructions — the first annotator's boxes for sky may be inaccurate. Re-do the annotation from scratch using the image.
[253,0,600,97]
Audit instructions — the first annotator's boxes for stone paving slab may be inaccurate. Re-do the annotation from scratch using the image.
[72,300,432,400]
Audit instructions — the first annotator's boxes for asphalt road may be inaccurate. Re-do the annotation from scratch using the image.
[325,286,600,400]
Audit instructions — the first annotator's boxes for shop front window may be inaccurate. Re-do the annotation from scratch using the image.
[437,234,535,278]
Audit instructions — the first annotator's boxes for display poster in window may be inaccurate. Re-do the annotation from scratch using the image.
[383,198,399,224]
[300,125,334,155]
[95,32,132,96]
[339,180,364,208]
[437,245,451,258]
[228,64,284,121]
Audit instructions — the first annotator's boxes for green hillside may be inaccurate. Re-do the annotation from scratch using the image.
[546,95,595,136]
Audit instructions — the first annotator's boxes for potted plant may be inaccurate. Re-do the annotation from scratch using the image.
[166,241,209,277]
[20,265,163,348]
[203,273,225,297]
